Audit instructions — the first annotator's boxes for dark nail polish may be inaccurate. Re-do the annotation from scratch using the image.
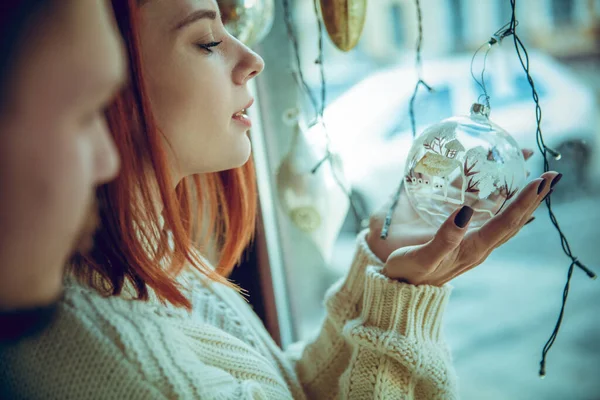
[537,179,547,194]
[542,188,554,202]
[454,206,474,228]
[550,173,563,189]
[525,216,535,225]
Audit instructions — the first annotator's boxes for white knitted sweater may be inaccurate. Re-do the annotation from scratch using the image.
[1,230,457,399]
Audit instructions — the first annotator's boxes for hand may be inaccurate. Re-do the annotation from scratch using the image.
[367,151,561,286]
[367,149,535,263]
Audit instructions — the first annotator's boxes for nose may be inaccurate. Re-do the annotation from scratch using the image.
[233,41,265,85]
[93,117,120,185]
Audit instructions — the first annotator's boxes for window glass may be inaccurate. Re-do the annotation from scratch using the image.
[255,1,600,398]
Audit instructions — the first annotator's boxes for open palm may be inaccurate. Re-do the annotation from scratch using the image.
[364,149,560,287]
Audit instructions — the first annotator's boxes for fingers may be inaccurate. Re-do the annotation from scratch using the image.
[465,172,559,255]
[449,172,559,281]
[505,171,557,234]
[415,206,473,266]
[494,172,561,248]
[521,172,558,218]
[465,177,547,251]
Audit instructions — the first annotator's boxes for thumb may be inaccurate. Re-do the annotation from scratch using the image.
[419,206,473,265]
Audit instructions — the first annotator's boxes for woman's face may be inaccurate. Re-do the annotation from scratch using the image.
[139,0,265,182]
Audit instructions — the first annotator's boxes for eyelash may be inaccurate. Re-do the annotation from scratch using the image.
[196,40,223,53]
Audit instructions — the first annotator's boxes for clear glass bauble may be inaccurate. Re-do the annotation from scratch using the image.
[404,103,527,228]
[217,0,275,47]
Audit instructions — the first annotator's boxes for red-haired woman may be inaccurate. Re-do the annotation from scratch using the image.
[2,0,559,398]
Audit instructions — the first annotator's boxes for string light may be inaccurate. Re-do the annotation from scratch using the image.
[502,0,596,376]
[281,0,367,229]
[381,0,432,239]
[379,0,596,377]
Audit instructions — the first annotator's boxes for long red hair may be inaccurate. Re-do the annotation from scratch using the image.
[71,0,257,309]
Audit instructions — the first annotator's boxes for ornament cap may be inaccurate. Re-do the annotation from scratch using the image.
[470,103,491,118]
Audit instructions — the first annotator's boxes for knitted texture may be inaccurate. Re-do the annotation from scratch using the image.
[0,230,458,399]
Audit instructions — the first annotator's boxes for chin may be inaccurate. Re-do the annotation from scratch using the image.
[187,137,253,174]
[228,136,253,169]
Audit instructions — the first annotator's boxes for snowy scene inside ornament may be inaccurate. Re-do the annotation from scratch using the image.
[404,103,527,228]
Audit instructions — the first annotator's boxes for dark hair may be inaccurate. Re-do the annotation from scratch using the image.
[0,0,50,107]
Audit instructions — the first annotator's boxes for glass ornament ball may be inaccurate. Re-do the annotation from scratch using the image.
[217,0,275,47]
[404,103,527,228]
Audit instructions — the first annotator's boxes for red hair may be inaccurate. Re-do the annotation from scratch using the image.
[71,0,257,309]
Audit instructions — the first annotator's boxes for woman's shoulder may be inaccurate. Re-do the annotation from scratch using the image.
[0,280,232,399]
[1,278,288,399]
[0,284,169,398]
[62,275,192,319]
[4,277,265,364]
[3,280,187,360]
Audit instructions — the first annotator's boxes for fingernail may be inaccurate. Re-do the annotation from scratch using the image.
[542,188,554,202]
[537,179,547,194]
[454,206,474,228]
[550,173,563,189]
[525,216,535,225]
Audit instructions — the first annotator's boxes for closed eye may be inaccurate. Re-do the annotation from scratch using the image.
[196,40,222,53]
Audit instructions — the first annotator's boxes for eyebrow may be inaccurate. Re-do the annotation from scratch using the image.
[173,9,217,31]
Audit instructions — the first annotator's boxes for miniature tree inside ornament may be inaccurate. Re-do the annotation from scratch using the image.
[404,103,527,228]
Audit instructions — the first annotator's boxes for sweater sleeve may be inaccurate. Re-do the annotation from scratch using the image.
[290,229,458,399]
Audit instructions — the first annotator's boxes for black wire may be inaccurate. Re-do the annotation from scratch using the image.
[309,0,332,171]
[506,0,596,377]
[312,0,326,120]
[539,259,576,378]
[311,0,366,226]
[408,0,433,140]
[381,0,432,239]
[470,20,519,110]
[470,43,492,108]
[282,0,319,117]
[281,0,366,228]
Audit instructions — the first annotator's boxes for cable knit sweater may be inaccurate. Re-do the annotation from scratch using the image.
[0,230,457,399]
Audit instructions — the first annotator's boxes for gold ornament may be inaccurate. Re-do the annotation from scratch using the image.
[218,0,275,46]
[319,0,367,52]
[290,207,322,232]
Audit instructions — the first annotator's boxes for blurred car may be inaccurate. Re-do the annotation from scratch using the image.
[315,50,599,213]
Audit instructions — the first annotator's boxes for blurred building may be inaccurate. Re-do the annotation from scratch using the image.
[360,0,600,59]
[295,0,600,69]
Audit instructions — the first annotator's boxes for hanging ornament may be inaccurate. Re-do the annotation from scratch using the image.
[217,0,275,47]
[404,103,527,228]
[319,0,367,52]
[276,109,350,262]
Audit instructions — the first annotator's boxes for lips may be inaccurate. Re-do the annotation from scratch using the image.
[232,98,254,128]
[232,112,251,128]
